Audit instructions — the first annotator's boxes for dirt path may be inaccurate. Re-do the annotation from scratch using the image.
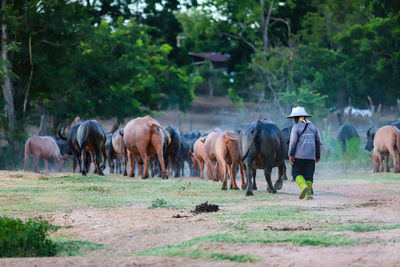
[1,171,400,266]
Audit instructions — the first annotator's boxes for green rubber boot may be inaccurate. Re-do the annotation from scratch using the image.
[305,181,313,200]
[295,175,309,200]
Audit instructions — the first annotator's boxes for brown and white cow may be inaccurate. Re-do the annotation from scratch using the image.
[123,116,170,178]
[23,136,64,172]
[215,130,245,190]
[368,126,400,173]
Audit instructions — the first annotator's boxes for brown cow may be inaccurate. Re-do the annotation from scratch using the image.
[113,129,128,176]
[203,131,222,181]
[368,126,400,173]
[23,136,64,172]
[123,116,171,178]
[215,130,245,190]
[192,138,213,180]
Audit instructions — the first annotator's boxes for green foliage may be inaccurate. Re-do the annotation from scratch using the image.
[150,198,168,208]
[0,216,59,257]
[280,84,328,119]
[330,224,400,232]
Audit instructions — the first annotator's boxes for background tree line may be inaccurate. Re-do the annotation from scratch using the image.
[1,0,399,166]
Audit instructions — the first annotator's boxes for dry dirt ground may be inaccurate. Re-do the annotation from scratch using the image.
[1,168,400,266]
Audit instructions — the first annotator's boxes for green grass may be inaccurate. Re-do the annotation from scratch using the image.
[55,240,104,257]
[0,173,277,215]
[328,223,400,232]
[218,205,325,224]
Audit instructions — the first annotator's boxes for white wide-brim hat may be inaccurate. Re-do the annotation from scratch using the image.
[286,106,312,118]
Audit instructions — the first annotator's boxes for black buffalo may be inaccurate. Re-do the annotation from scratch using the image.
[180,131,201,176]
[166,126,182,177]
[240,120,287,196]
[59,122,86,173]
[106,133,121,174]
[337,124,359,150]
[77,120,107,176]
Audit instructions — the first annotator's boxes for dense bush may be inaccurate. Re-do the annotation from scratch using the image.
[0,216,60,257]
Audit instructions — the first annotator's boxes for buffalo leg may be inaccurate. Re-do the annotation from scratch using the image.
[196,157,205,180]
[81,149,89,176]
[244,159,255,196]
[264,166,276,194]
[389,148,399,173]
[229,162,239,190]
[128,151,135,177]
[274,162,284,190]
[252,169,257,190]
[94,150,104,176]
[385,154,390,172]
[23,154,29,172]
[100,146,107,171]
[282,161,288,180]
[156,152,168,179]
[238,161,246,189]
[219,159,228,190]
[33,155,40,173]
[122,155,127,176]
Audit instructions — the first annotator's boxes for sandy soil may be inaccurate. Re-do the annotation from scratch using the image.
[1,170,400,266]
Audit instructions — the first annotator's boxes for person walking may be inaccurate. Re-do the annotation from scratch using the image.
[286,106,321,200]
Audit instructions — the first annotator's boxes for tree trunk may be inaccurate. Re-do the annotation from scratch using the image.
[260,0,274,55]
[1,0,16,129]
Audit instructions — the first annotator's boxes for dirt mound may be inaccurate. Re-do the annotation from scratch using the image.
[192,202,219,213]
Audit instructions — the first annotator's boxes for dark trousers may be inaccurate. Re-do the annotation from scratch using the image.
[292,158,315,183]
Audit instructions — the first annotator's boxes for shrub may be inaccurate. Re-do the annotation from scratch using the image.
[150,198,168,208]
[0,216,60,257]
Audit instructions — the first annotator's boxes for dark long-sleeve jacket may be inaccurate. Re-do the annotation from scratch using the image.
[288,121,321,160]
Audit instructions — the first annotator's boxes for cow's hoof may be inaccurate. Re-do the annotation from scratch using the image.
[142,176,149,179]
[253,186,257,191]
[123,172,127,176]
[163,176,169,180]
[241,184,246,190]
[221,182,227,190]
[129,173,135,178]
[246,191,254,196]
[82,171,87,176]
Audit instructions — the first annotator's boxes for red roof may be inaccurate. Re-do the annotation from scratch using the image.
[188,52,230,62]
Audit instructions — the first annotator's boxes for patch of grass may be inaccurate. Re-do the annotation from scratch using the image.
[329,223,400,232]
[218,205,324,224]
[150,198,168,208]
[55,240,104,257]
[38,176,50,181]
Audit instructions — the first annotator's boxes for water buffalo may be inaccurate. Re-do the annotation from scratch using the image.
[112,129,128,176]
[192,137,213,180]
[180,131,201,176]
[337,124,359,150]
[368,126,400,173]
[23,136,64,172]
[106,133,121,174]
[166,126,182,177]
[240,120,287,196]
[365,121,400,151]
[59,122,86,173]
[77,120,107,176]
[215,130,245,190]
[203,131,221,181]
[123,116,170,178]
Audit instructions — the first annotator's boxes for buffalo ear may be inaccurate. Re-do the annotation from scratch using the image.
[200,137,206,143]
[119,129,124,137]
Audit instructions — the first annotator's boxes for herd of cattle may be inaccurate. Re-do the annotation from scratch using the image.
[23,115,400,196]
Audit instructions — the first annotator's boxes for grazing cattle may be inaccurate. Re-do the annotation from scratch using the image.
[203,131,221,181]
[112,129,128,176]
[24,136,64,172]
[166,126,182,177]
[192,138,213,180]
[365,121,400,151]
[240,120,287,196]
[215,130,245,190]
[123,116,170,178]
[180,131,201,176]
[368,126,400,173]
[106,133,121,174]
[337,124,359,150]
[59,122,85,173]
[77,120,107,176]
